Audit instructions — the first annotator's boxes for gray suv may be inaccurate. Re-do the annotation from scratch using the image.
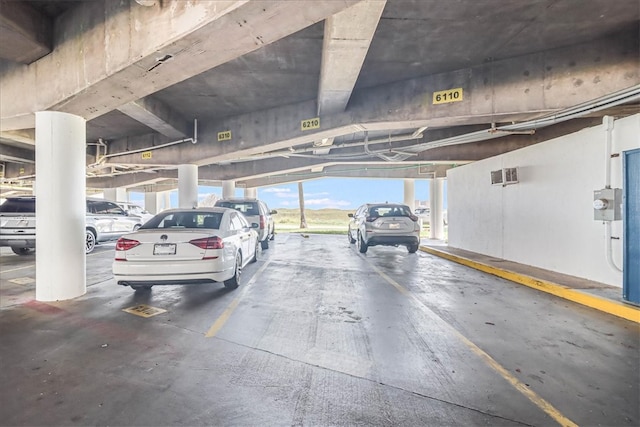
[215,198,277,249]
[0,197,143,255]
[348,203,421,254]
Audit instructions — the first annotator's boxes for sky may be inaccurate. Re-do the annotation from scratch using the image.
[131,178,446,211]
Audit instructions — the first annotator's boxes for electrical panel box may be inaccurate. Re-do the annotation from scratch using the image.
[593,188,622,221]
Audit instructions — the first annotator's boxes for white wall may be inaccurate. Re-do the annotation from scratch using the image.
[448,114,640,287]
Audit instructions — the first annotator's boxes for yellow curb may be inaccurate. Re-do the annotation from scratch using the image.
[420,246,640,324]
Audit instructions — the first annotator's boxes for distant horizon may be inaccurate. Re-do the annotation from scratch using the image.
[129,177,447,211]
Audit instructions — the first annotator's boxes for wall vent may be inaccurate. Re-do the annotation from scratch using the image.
[491,168,518,186]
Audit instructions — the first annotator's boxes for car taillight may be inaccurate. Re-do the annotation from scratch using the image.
[260,215,265,229]
[189,236,224,250]
[116,238,140,251]
[366,216,378,222]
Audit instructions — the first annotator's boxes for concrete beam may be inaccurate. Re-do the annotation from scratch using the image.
[0,0,52,64]
[1,0,363,131]
[116,96,192,139]
[0,129,35,147]
[102,31,639,167]
[317,0,386,115]
[238,163,455,188]
[0,144,35,164]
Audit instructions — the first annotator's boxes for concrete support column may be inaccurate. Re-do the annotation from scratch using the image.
[144,192,160,214]
[104,188,127,201]
[163,191,172,211]
[222,180,236,199]
[429,178,445,240]
[403,179,415,210]
[244,187,257,199]
[35,111,86,301]
[178,164,198,208]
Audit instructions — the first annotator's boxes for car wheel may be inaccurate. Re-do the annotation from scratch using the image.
[408,243,419,253]
[11,247,33,256]
[131,284,152,291]
[357,232,368,254]
[250,240,259,263]
[261,238,269,250]
[348,229,356,244]
[224,253,242,290]
[85,230,96,254]
[133,224,141,231]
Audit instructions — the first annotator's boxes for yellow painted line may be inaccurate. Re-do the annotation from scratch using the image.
[421,246,640,324]
[366,260,578,427]
[205,259,272,338]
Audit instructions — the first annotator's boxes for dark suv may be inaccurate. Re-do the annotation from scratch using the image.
[0,197,143,254]
[215,198,277,249]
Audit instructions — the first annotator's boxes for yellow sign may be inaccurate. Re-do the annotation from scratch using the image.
[433,88,463,104]
[217,130,232,141]
[141,151,152,160]
[19,167,25,175]
[123,304,167,318]
[301,117,320,131]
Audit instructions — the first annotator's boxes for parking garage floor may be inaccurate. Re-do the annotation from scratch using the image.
[1,235,638,426]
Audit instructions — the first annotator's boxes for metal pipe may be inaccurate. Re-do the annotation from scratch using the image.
[602,115,622,273]
[605,221,623,273]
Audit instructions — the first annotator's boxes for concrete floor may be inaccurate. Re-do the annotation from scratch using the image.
[0,235,638,426]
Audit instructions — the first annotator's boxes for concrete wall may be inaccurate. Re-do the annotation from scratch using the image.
[447,114,640,287]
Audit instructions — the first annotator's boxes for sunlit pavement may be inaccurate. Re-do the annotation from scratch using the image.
[0,235,638,426]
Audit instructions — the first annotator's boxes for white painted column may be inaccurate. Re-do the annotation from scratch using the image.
[403,179,415,210]
[178,164,198,208]
[429,178,445,240]
[35,111,86,301]
[103,188,127,201]
[31,181,36,195]
[244,187,257,199]
[163,191,172,210]
[223,180,236,199]
[144,192,160,214]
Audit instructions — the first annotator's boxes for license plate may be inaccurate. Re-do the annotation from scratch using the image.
[154,243,176,255]
[389,223,400,229]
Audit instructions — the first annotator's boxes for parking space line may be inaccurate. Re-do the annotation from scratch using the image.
[0,264,35,274]
[366,260,578,427]
[205,259,272,338]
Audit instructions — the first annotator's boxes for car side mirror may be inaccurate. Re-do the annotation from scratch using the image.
[348,213,354,218]
[251,223,259,228]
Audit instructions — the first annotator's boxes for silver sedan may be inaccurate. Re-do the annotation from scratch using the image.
[112,207,258,291]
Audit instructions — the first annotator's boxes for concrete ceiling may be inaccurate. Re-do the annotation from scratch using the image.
[0,0,638,193]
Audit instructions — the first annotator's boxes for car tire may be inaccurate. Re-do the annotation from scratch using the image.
[224,253,242,290]
[250,241,259,263]
[357,232,368,254]
[11,247,33,256]
[348,229,356,244]
[131,284,152,291]
[261,239,269,250]
[85,230,96,254]
[408,243,419,253]
[133,224,141,231]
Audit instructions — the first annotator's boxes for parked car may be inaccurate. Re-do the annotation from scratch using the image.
[214,198,277,250]
[112,207,258,291]
[115,201,154,224]
[347,203,421,254]
[0,196,143,255]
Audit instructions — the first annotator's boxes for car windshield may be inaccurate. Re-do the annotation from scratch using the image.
[0,198,36,213]
[368,205,412,217]
[141,212,223,230]
[216,201,260,216]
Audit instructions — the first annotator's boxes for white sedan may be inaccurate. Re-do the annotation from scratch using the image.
[112,207,259,291]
